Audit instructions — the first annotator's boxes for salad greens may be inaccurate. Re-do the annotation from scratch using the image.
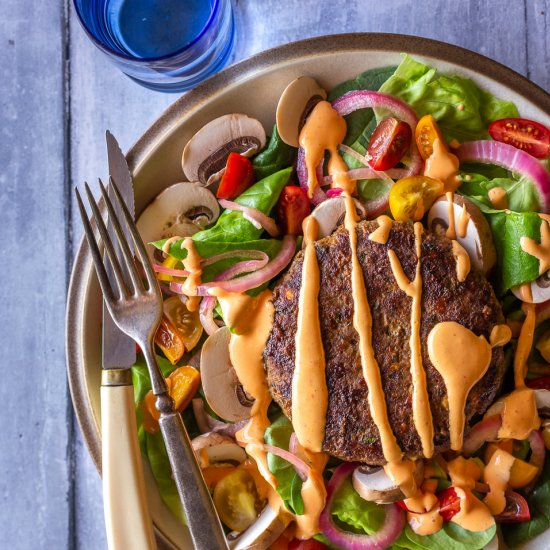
[378,55,519,142]
[252,125,296,181]
[264,414,305,514]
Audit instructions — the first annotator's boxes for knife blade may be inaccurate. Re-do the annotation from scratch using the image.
[103,130,136,370]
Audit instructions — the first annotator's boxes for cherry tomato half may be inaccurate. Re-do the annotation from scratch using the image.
[277,185,311,236]
[527,375,550,391]
[489,118,550,159]
[415,115,447,160]
[163,296,203,352]
[217,153,255,200]
[213,469,265,532]
[288,539,329,550]
[495,491,530,523]
[437,487,461,522]
[389,175,444,222]
[154,316,185,364]
[367,117,412,171]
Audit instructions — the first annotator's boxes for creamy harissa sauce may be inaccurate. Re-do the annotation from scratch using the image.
[168,102,542,539]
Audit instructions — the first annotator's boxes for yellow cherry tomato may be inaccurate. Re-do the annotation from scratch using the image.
[163,296,203,352]
[213,469,266,532]
[156,255,184,282]
[389,176,444,222]
[154,316,185,364]
[142,365,201,433]
[415,114,447,160]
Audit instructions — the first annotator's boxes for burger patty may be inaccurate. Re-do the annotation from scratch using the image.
[264,220,505,464]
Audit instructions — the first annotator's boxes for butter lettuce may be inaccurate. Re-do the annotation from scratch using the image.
[378,55,519,142]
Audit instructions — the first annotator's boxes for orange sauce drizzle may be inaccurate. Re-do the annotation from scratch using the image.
[483,449,515,515]
[427,322,492,451]
[451,240,470,282]
[517,282,534,303]
[292,216,328,452]
[369,215,393,245]
[299,100,348,198]
[498,303,541,440]
[213,289,277,488]
[488,187,508,210]
[448,457,495,532]
[521,215,550,275]
[490,324,512,348]
[180,237,202,312]
[457,204,471,238]
[161,235,182,254]
[424,138,461,192]
[387,223,434,458]
[445,192,457,240]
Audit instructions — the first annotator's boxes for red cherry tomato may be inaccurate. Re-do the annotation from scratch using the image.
[495,491,531,523]
[367,117,412,171]
[288,539,329,550]
[527,375,550,390]
[437,487,461,522]
[277,186,311,236]
[217,153,255,200]
[489,118,550,159]
[396,500,410,512]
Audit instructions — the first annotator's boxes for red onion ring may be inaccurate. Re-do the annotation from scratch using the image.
[457,140,550,213]
[195,235,296,295]
[263,444,310,481]
[297,147,327,205]
[524,429,546,493]
[201,249,269,267]
[153,263,190,277]
[191,399,248,438]
[319,462,405,550]
[218,199,280,237]
[462,415,502,455]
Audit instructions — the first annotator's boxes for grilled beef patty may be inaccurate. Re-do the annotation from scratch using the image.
[264,220,505,464]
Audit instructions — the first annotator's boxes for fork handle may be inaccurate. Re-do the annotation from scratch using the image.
[158,406,229,550]
[101,371,157,550]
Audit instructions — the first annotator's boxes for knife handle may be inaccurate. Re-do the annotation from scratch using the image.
[101,370,157,550]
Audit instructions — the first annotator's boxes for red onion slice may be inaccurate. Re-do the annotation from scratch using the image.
[218,199,280,237]
[263,444,310,481]
[524,429,546,493]
[153,263,190,277]
[195,235,296,295]
[457,140,550,213]
[297,147,327,205]
[462,415,502,455]
[201,249,269,267]
[319,462,405,550]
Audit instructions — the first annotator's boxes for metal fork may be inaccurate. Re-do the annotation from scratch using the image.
[76,178,229,550]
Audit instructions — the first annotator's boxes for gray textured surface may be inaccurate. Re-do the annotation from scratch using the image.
[1,0,549,548]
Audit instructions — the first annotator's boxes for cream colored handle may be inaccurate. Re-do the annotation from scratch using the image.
[101,382,157,550]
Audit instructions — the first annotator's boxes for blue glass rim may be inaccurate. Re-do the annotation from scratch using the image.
[73,0,221,63]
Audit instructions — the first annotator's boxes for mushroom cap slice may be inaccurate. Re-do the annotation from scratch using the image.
[276,77,327,147]
[427,194,496,274]
[201,327,253,422]
[310,196,366,239]
[352,462,424,504]
[137,181,220,259]
[228,504,290,550]
[512,270,550,304]
[182,114,266,186]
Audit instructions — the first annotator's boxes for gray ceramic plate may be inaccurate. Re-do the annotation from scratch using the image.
[66,33,550,549]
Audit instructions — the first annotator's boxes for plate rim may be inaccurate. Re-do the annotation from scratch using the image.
[65,31,550,545]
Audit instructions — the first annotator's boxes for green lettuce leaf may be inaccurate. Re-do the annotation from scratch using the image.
[253,125,296,181]
[459,172,541,213]
[378,55,518,142]
[502,456,550,547]
[392,523,496,550]
[488,210,542,293]
[264,414,304,514]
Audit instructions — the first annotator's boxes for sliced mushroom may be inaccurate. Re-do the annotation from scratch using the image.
[511,270,550,304]
[191,433,247,467]
[310,196,366,239]
[276,77,327,147]
[227,504,290,550]
[201,327,253,422]
[352,462,424,504]
[137,181,220,258]
[484,389,550,419]
[182,114,266,186]
[427,194,496,274]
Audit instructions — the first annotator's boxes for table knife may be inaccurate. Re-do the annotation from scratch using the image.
[102,130,156,550]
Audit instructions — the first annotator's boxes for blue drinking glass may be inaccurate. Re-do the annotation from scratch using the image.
[73,0,235,92]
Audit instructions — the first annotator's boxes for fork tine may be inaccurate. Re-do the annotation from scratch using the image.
[75,187,115,302]
[83,182,130,299]
[109,177,160,295]
[98,178,144,294]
